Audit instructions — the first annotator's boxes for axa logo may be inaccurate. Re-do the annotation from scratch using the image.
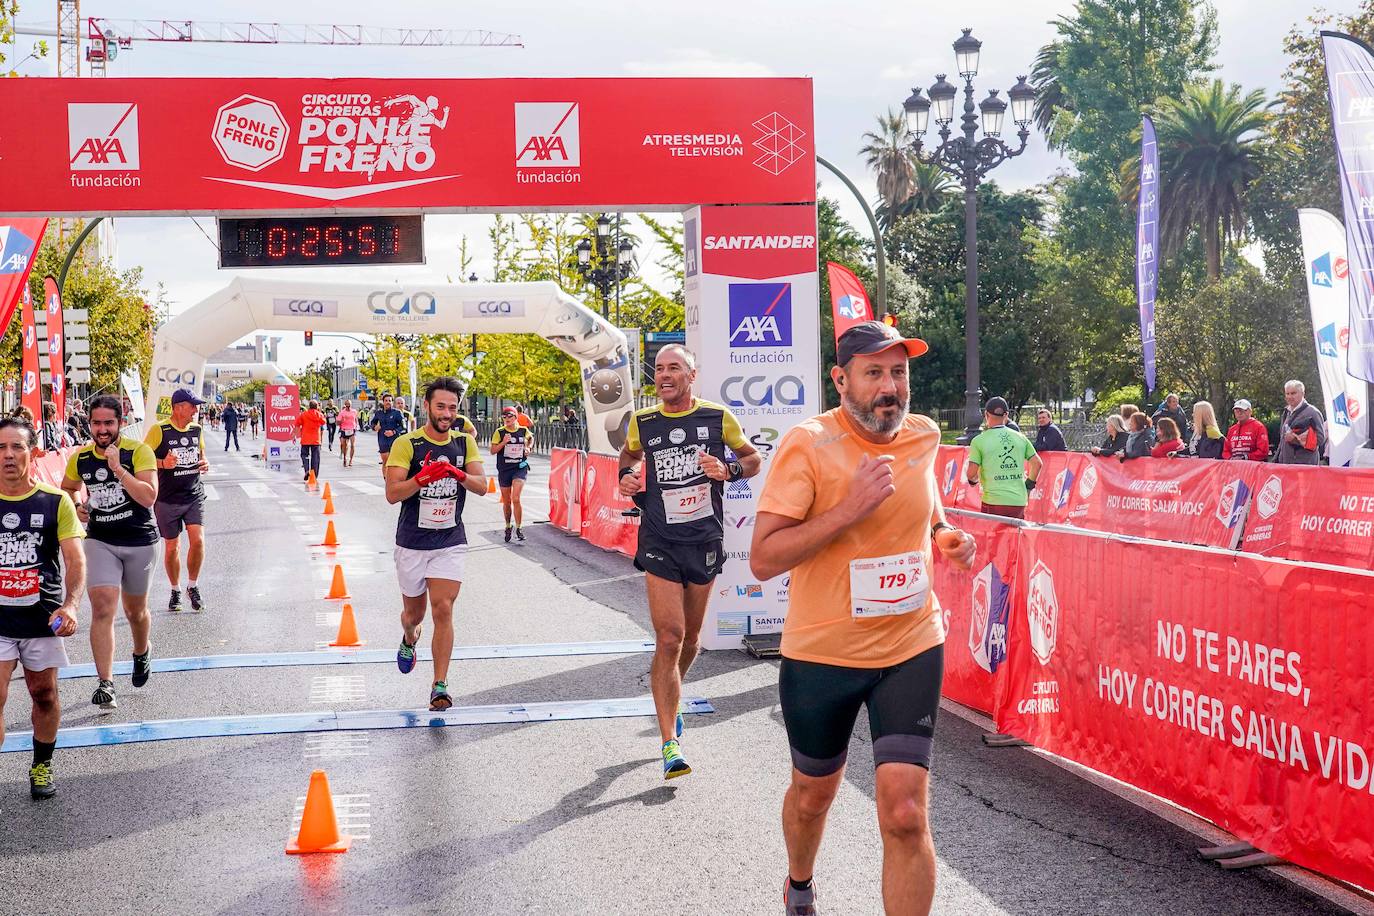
[684,217,699,278]
[369,291,436,316]
[515,102,580,167]
[721,375,805,408]
[1216,478,1251,530]
[1051,467,1075,510]
[1334,392,1358,427]
[68,103,140,171]
[969,562,1010,674]
[0,226,38,275]
[837,293,868,321]
[23,325,34,350]
[1311,252,1349,288]
[942,458,958,497]
[1317,322,1341,358]
[728,282,792,347]
[21,370,36,396]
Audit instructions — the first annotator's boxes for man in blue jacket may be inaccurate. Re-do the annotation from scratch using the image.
[371,393,408,477]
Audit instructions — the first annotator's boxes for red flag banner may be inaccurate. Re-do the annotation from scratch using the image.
[0,219,48,335]
[825,261,872,348]
[548,448,585,534]
[41,276,66,422]
[579,452,639,557]
[19,285,43,427]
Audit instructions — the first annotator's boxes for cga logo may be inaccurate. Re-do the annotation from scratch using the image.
[1077,463,1099,499]
[369,291,436,316]
[462,299,526,318]
[515,102,581,167]
[728,282,792,347]
[1051,467,1075,510]
[969,562,1010,674]
[1026,560,1059,666]
[68,103,140,171]
[272,298,338,317]
[1256,475,1283,520]
[1310,252,1349,288]
[156,367,198,386]
[1216,478,1251,530]
[722,375,805,407]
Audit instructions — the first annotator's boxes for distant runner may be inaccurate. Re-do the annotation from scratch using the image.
[0,415,86,799]
[324,399,339,452]
[296,399,327,483]
[372,394,407,476]
[62,395,159,710]
[337,399,359,468]
[618,344,760,779]
[491,406,533,542]
[385,377,487,711]
[751,322,976,916]
[144,389,210,613]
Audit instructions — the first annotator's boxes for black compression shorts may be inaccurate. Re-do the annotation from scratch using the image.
[633,526,724,585]
[779,643,944,777]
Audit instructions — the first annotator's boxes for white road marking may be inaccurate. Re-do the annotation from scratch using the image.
[338,480,385,496]
[294,792,370,839]
[309,674,367,704]
[239,482,275,499]
[203,484,220,501]
[302,734,372,760]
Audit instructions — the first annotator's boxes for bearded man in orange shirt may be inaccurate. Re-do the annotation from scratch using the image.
[751,321,977,916]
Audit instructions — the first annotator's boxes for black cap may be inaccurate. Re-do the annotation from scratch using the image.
[984,396,1009,416]
[836,321,929,367]
[170,388,205,407]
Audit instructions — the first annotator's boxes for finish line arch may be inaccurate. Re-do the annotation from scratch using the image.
[150,277,634,453]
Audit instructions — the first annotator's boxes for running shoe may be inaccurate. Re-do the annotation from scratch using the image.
[515,527,525,541]
[396,626,421,674]
[429,680,453,711]
[29,762,55,800]
[91,679,117,709]
[131,649,151,688]
[188,586,205,612]
[783,879,818,915]
[504,525,513,543]
[167,589,183,613]
[662,739,691,780]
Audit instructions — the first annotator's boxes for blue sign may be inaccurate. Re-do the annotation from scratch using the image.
[0,226,37,274]
[727,282,793,348]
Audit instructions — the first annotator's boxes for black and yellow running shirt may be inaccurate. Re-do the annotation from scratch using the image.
[491,425,532,471]
[0,483,83,639]
[386,428,481,551]
[626,399,749,543]
[63,437,159,547]
[144,421,205,505]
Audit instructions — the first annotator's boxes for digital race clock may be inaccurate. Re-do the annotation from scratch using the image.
[217,216,425,268]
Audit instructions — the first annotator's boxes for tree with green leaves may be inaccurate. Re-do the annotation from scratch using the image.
[860,109,917,228]
[1,2,47,76]
[875,161,957,230]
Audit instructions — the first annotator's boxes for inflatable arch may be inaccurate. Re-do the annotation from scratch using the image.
[205,362,293,388]
[149,278,635,454]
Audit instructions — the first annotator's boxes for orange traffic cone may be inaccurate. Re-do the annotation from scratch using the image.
[286,770,352,855]
[328,603,364,647]
[323,495,335,516]
[315,521,339,548]
[321,482,332,500]
[486,476,496,495]
[307,469,318,487]
[325,564,350,599]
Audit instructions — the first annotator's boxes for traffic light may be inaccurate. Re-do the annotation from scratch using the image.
[304,331,313,346]
[881,313,898,328]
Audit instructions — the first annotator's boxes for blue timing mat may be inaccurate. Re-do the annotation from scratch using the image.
[0,696,714,752]
[50,639,657,681]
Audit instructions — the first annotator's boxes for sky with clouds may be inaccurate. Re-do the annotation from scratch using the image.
[7,0,1341,372]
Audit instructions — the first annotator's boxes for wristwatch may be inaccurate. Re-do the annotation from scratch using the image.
[932,521,954,538]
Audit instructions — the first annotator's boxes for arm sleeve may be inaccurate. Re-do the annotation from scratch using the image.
[199,428,206,452]
[1253,425,1269,460]
[144,424,162,451]
[721,410,749,451]
[132,443,158,473]
[386,435,415,470]
[625,413,642,452]
[462,417,477,436]
[755,427,816,521]
[1052,428,1067,451]
[62,452,81,484]
[491,430,503,448]
[56,492,85,541]
[967,437,983,466]
[464,435,481,466]
[1023,436,1039,461]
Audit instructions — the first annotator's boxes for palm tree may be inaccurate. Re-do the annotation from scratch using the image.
[875,160,957,228]
[860,109,916,221]
[1029,40,1074,152]
[1121,80,1269,281]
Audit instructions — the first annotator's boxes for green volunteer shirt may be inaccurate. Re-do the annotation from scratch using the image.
[968,424,1037,507]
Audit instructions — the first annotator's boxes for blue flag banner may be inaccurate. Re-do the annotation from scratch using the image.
[1136,116,1159,393]
[1323,31,1374,384]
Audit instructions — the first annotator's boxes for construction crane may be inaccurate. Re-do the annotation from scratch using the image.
[24,4,523,77]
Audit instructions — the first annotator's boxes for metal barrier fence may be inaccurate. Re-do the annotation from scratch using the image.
[472,418,590,455]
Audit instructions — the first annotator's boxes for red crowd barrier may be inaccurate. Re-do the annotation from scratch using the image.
[938,445,1374,568]
[548,448,584,535]
[941,518,1374,890]
[32,447,75,487]
[579,452,638,558]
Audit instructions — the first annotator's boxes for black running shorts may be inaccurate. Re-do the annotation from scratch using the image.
[633,527,724,586]
[153,500,204,540]
[779,643,944,776]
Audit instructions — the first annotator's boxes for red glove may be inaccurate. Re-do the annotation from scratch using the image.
[415,461,450,486]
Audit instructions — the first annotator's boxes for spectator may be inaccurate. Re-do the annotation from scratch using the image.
[1183,401,1224,459]
[1223,399,1269,461]
[1091,415,1129,456]
[222,401,241,452]
[562,406,581,426]
[965,396,1043,520]
[1274,380,1327,465]
[1119,413,1154,462]
[14,405,35,427]
[1151,417,1183,458]
[40,400,65,451]
[1151,394,1190,443]
[515,403,534,428]
[1034,408,1067,452]
[1120,404,1140,424]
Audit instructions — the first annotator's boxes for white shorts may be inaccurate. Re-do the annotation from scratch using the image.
[0,634,70,671]
[394,544,467,598]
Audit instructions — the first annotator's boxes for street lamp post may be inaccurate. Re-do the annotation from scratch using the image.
[575,214,635,321]
[902,28,1036,443]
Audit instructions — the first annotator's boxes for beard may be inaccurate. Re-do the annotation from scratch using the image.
[93,429,118,448]
[430,415,453,432]
[843,388,910,436]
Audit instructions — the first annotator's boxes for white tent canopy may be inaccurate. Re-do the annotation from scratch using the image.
[150,277,634,453]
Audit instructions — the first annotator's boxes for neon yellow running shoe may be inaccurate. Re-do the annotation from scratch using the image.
[662,739,691,780]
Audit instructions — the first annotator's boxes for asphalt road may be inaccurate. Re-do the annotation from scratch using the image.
[0,432,1358,915]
